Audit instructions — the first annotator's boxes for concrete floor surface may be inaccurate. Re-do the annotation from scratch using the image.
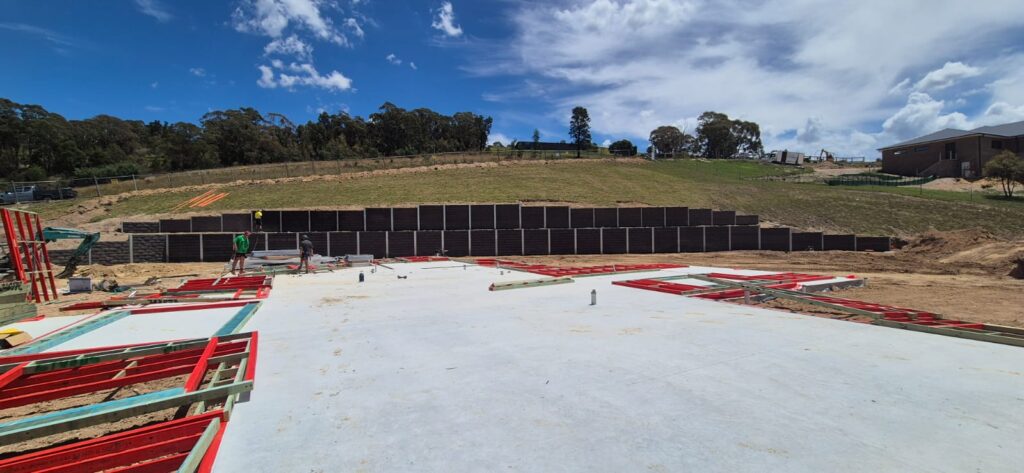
[213,262,1024,472]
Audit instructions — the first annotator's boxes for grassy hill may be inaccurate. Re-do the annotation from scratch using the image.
[22,159,1024,238]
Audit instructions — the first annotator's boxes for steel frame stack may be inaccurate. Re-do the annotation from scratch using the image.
[0,208,58,303]
[0,332,259,472]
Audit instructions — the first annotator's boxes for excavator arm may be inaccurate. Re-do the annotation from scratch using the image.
[39,227,101,278]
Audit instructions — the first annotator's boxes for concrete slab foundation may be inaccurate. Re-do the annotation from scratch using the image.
[213,262,1024,472]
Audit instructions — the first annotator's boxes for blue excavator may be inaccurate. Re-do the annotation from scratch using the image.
[39,228,101,278]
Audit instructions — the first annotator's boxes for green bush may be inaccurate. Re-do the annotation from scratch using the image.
[73,162,143,179]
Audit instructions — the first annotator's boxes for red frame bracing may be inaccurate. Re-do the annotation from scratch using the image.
[0,336,251,410]
[0,333,258,473]
[1,208,58,302]
[0,410,227,473]
[799,294,986,329]
[612,272,839,299]
[164,275,272,294]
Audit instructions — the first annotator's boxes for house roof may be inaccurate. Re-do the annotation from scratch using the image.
[879,120,1024,151]
[971,120,1024,137]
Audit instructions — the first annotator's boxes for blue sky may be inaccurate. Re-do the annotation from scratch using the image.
[3,1,1024,157]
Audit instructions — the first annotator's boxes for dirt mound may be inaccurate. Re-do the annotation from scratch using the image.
[902,229,1024,275]
[902,229,1001,257]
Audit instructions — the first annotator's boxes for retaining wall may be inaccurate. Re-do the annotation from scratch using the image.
[49,204,889,265]
[122,205,760,234]
[50,225,891,264]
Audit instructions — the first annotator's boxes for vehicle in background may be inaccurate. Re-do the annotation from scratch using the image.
[0,186,37,205]
[33,186,77,201]
[767,150,806,165]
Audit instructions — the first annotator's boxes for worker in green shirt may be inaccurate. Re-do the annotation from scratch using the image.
[231,231,252,275]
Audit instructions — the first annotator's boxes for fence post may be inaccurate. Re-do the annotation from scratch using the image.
[132,174,138,191]
[94,177,101,197]
[10,181,18,204]
[285,162,290,177]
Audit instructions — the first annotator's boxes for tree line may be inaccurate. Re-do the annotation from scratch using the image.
[528,107,763,159]
[0,98,492,181]
[647,111,763,159]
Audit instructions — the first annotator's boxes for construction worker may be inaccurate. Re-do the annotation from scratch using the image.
[231,231,252,275]
[253,209,264,232]
[298,234,314,274]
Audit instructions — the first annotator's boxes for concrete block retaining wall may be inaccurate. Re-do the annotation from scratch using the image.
[50,204,889,265]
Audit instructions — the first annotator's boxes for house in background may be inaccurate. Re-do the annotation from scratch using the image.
[880,120,1024,178]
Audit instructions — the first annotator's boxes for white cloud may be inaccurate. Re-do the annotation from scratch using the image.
[432,1,463,37]
[256,61,352,91]
[386,53,401,65]
[474,0,1024,158]
[345,18,364,38]
[600,139,612,147]
[144,105,165,112]
[257,65,277,88]
[888,78,910,95]
[488,132,513,146]
[135,0,173,22]
[409,62,417,70]
[264,35,313,60]
[978,102,1024,125]
[189,67,207,77]
[881,92,970,139]
[232,0,358,46]
[913,61,982,91]
[150,81,159,89]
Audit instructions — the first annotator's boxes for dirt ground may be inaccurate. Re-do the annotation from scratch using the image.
[922,177,1004,192]
[40,263,229,315]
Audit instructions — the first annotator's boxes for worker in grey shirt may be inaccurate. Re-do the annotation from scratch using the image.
[298,235,314,274]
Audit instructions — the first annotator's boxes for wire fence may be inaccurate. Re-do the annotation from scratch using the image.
[825,174,936,186]
[2,149,616,203]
